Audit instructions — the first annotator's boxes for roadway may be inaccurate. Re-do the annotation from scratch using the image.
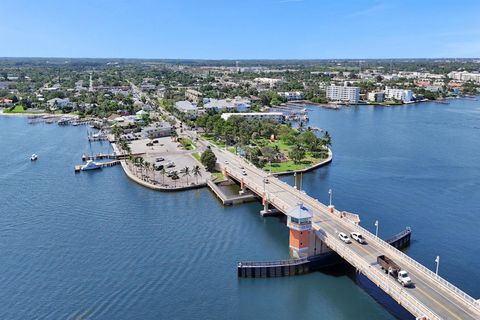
[214,147,480,320]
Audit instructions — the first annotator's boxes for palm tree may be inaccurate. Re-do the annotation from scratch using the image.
[192,165,201,184]
[171,170,179,187]
[181,166,190,184]
[138,157,144,177]
[322,131,332,148]
[144,161,151,180]
[160,168,166,185]
[128,154,135,171]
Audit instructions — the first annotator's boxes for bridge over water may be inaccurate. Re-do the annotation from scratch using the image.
[213,147,480,320]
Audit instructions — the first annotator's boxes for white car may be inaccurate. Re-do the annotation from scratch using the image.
[338,232,351,243]
[242,169,247,176]
[397,270,412,287]
[224,160,229,164]
[350,232,366,244]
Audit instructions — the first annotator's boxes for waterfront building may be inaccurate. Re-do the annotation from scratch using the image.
[286,203,313,258]
[141,122,173,139]
[448,71,480,83]
[185,89,203,102]
[326,85,360,103]
[203,97,251,112]
[174,100,198,119]
[384,87,413,102]
[367,92,385,103]
[47,98,71,109]
[220,112,284,123]
[0,98,13,107]
[278,91,305,101]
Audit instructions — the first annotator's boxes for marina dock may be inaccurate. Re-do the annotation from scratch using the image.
[74,160,120,173]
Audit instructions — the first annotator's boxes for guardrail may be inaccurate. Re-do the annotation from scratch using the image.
[224,156,480,315]
[319,232,442,320]
[343,218,480,313]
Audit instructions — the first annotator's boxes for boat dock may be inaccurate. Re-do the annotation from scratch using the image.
[74,160,120,173]
[81,153,144,161]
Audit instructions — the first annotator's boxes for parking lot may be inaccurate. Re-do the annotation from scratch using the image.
[128,136,208,187]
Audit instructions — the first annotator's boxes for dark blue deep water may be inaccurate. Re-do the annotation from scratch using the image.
[0,98,479,319]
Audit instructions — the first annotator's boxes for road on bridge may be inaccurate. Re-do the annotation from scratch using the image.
[214,147,480,320]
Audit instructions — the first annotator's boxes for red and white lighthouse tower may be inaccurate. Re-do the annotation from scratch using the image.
[286,203,313,258]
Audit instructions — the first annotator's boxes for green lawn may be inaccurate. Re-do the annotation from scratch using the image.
[202,135,226,148]
[3,105,26,113]
[192,152,201,162]
[179,137,195,150]
[211,171,225,182]
[263,160,314,173]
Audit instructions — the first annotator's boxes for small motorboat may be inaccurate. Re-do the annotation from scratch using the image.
[31,154,38,161]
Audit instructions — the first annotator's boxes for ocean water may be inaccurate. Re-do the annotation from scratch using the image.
[0,98,478,320]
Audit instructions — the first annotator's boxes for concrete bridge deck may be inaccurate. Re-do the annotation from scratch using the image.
[214,147,480,320]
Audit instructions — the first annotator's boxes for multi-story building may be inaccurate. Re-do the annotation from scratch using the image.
[278,91,304,101]
[448,71,480,83]
[326,85,360,103]
[141,122,173,139]
[185,89,203,102]
[367,92,385,103]
[384,87,413,102]
[220,112,284,123]
[174,100,198,119]
[203,97,251,112]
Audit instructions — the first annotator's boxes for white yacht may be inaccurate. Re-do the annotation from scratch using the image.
[30,154,38,161]
[81,160,101,171]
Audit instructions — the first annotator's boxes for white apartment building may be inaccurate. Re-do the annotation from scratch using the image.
[384,87,413,102]
[367,92,385,103]
[221,112,284,123]
[448,71,480,83]
[174,100,198,119]
[326,85,360,103]
[278,91,304,101]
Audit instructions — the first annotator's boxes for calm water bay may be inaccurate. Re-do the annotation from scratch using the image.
[0,98,479,319]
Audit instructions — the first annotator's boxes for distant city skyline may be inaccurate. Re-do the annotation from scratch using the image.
[2,0,480,59]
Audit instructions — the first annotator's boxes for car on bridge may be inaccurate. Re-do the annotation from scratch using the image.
[350,232,366,244]
[338,232,351,243]
[242,169,247,176]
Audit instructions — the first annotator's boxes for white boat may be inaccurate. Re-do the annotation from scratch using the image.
[30,154,38,161]
[81,160,102,171]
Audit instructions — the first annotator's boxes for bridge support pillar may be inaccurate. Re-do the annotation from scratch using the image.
[260,193,280,216]
[239,179,247,195]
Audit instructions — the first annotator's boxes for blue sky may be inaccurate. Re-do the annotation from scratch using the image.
[1,0,480,59]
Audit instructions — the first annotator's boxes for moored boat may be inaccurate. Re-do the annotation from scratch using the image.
[81,160,102,171]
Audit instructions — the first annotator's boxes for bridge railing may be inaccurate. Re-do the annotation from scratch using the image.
[271,176,480,313]
[336,211,480,313]
[227,165,479,313]
[318,231,442,320]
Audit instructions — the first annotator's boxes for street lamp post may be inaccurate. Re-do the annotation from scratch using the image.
[435,256,440,275]
[374,220,379,238]
[328,189,332,207]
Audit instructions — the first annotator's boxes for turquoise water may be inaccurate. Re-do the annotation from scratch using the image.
[0,98,479,319]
